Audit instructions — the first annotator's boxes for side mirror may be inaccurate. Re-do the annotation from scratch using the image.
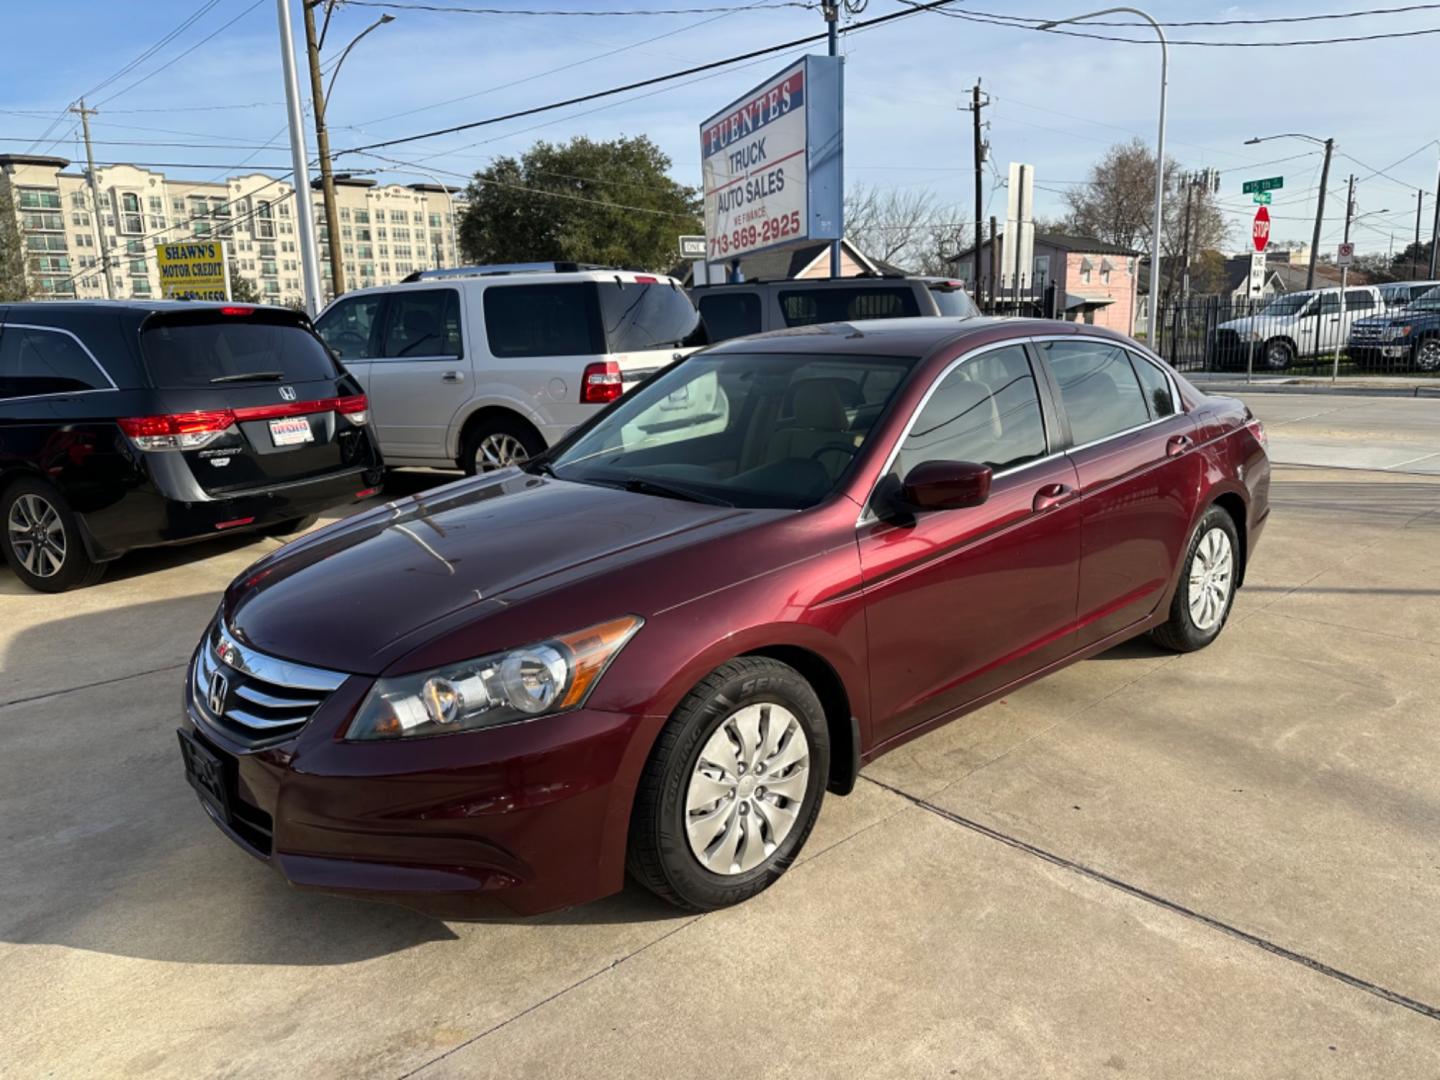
[900,460,992,511]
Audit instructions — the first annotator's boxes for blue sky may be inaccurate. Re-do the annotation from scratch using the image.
[3,0,1437,256]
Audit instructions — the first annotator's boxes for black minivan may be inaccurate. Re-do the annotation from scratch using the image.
[0,302,383,592]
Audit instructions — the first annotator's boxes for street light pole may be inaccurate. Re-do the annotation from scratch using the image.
[823,0,842,278]
[1038,8,1165,339]
[276,0,323,315]
[1245,133,1332,291]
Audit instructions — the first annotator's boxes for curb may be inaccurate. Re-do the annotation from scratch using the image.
[1191,380,1440,400]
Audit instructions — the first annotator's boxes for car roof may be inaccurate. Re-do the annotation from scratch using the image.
[699,315,1117,358]
[691,276,925,290]
[333,269,682,301]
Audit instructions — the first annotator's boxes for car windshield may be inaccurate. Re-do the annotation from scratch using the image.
[1260,294,1312,317]
[546,350,918,509]
[1404,297,1440,312]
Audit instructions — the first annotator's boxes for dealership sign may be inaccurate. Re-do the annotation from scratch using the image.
[700,55,842,263]
[156,240,231,301]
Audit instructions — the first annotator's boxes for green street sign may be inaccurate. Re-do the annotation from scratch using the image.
[1253,191,1272,205]
[1243,176,1284,194]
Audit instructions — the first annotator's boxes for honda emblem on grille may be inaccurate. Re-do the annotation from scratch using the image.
[279,385,297,402]
[207,670,229,715]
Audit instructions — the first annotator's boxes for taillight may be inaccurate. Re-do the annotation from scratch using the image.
[1247,418,1268,448]
[219,306,254,316]
[581,361,623,404]
[335,393,369,424]
[118,410,235,450]
[634,275,659,284]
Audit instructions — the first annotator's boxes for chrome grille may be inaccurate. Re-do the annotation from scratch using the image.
[1349,324,1386,342]
[191,622,347,746]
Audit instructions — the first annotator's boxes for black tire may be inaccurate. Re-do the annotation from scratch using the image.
[1414,336,1440,373]
[1150,505,1240,653]
[0,477,106,593]
[627,657,830,911]
[260,514,319,539]
[459,414,545,477]
[1261,338,1295,371]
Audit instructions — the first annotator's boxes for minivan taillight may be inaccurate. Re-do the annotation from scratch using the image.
[118,410,235,450]
[581,361,623,404]
[335,393,369,424]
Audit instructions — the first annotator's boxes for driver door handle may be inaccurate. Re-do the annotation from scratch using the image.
[1032,483,1075,512]
[442,370,464,383]
[1167,434,1192,457]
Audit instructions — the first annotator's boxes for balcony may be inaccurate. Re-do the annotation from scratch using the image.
[21,211,64,232]
[18,189,61,210]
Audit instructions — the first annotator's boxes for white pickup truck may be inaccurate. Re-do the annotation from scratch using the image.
[1212,285,1386,371]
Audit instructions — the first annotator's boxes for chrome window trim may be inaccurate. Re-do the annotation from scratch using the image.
[1,322,120,397]
[213,621,348,692]
[857,333,1183,525]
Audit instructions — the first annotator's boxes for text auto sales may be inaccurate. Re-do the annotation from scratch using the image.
[703,71,804,217]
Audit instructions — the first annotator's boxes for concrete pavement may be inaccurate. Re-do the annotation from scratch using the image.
[4,401,1440,1077]
[1246,392,1440,473]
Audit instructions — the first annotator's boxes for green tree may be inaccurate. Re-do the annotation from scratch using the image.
[457,135,700,270]
[227,264,261,303]
[0,178,30,302]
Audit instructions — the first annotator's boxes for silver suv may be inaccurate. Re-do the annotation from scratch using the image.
[314,264,700,473]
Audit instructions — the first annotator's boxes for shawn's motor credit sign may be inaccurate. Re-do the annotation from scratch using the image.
[156,240,230,301]
[700,56,842,263]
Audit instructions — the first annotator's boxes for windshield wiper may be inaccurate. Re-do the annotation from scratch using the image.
[619,477,733,506]
[524,459,558,478]
[210,370,285,383]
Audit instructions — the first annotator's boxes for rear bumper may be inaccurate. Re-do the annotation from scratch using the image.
[179,674,653,918]
[77,461,383,560]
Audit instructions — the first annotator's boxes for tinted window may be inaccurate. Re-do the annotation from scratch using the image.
[1344,289,1376,312]
[382,289,461,358]
[141,314,338,387]
[698,292,763,342]
[1315,293,1343,316]
[315,293,383,359]
[0,327,110,398]
[597,281,699,351]
[1128,351,1176,418]
[892,345,1046,478]
[1041,339,1150,445]
[928,284,981,317]
[484,283,602,358]
[778,286,921,327]
[551,351,916,510]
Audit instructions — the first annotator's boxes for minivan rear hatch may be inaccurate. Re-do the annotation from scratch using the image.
[135,307,368,495]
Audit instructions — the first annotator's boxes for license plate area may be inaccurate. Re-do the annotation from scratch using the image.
[269,416,315,447]
[178,728,231,824]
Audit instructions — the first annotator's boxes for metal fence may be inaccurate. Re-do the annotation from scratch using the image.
[971,276,1060,319]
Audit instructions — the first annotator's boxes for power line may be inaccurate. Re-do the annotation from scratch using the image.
[952,1,1440,28]
[94,0,267,108]
[346,0,813,11]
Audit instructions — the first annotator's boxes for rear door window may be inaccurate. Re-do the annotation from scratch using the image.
[1344,289,1377,312]
[596,280,700,352]
[140,312,338,387]
[1039,339,1151,446]
[778,286,921,327]
[381,289,462,358]
[1127,351,1177,419]
[0,326,111,398]
[484,283,602,358]
[315,293,384,360]
[698,292,763,342]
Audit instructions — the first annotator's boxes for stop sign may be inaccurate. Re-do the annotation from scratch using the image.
[1252,205,1271,252]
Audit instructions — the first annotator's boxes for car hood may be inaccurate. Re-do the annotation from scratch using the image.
[1217,314,1290,333]
[223,471,777,675]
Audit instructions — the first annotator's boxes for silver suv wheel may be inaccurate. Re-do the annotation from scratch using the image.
[473,432,529,472]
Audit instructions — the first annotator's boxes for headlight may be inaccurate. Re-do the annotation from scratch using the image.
[1386,325,1414,339]
[346,615,643,740]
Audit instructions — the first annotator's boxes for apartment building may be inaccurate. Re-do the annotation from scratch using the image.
[0,153,463,305]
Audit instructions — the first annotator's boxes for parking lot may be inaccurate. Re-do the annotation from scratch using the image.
[3,392,1440,1078]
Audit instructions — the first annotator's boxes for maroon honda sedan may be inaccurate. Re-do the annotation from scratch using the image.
[178,317,1269,916]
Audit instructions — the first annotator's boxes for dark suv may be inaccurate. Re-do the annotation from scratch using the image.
[1347,287,1440,372]
[0,302,383,592]
[689,275,980,343]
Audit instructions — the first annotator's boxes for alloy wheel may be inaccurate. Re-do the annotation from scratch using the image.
[1264,341,1292,370]
[7,493,66,579]
[1188,527,1234,632]
[1416,339,1440,373]
[684,702,810,875]
[474,432,528,472]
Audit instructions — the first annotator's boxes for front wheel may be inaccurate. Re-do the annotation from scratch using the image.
[1414,337,1440,373]
[1150,506,1240,653]
[627,657,830,911]
[1,478,106,593]
[1262,338,1295,371]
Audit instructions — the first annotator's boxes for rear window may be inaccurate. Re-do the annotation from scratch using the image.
[140,312,338,388]
[778,286,921,327]
[928,283,980,317]
[698,292,763,342]
[597,279,700,352]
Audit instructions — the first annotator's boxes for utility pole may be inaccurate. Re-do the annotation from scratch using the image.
[276,0,323,316]
[822,0,842,278]
[965,81,989,289]
[1332,173,1355,383]
[1306,137,1334,291]
[988,215,998,311]
[70,99,115,300]
[1431,154,1440,278]
[302,0,344,300]
[1415,189,1426,276]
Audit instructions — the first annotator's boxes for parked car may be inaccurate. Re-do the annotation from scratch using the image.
[313,264,701,474]
[0,302,382,593]
[1210,285,1386,370]
[689,274,980,343]
[1348,286,1440,371]
[178,317,1269,916]
[1378,279,1440,309]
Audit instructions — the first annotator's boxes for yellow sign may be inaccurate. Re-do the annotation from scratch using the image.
[156,240,230,301]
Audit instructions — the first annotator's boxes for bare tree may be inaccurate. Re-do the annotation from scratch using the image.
[845,183,965,274]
